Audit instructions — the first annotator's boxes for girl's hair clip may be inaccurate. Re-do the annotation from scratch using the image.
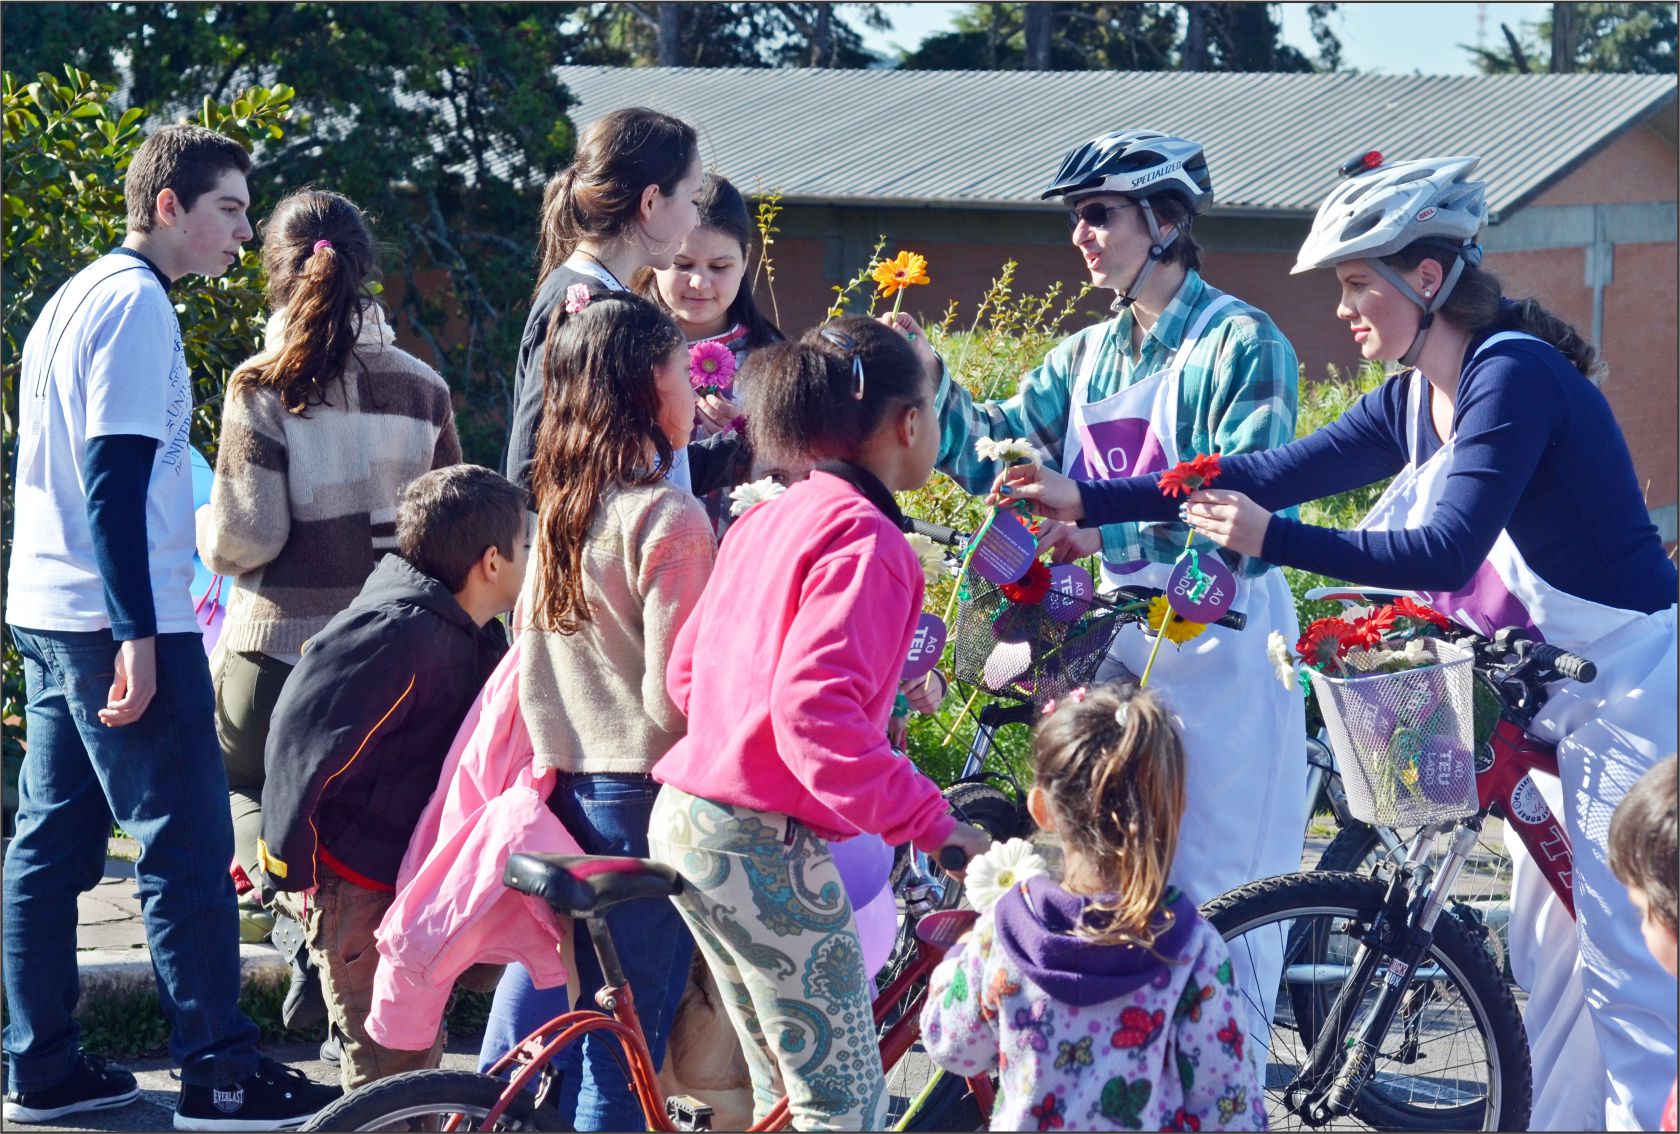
[1040,685,1089,717]
[818,325,867,400]
[563,283,592,314]
[312,239,333,254]
[1114,701,1130,728]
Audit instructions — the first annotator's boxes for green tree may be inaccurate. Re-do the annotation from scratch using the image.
[1,67,294,831]
[571,3,889,68]
[3,3,587,466]
[901,2,1339,72]
[1467,2,1677,73]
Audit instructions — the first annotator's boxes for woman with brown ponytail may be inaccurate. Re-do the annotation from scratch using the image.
[198,188,460,1027]
[504,106,722,503]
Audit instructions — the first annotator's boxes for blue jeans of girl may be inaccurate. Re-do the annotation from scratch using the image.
[477,773,693,1131]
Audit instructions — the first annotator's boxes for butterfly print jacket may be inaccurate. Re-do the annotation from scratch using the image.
[921,876,1266,1131]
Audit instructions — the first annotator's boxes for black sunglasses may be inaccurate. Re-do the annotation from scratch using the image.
[818,326,866,400]
[1065,200,1141,232]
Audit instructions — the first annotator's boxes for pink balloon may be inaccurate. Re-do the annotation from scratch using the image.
[853,884,898,979]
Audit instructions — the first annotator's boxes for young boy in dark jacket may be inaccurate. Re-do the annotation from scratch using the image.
[258,464,527,1090]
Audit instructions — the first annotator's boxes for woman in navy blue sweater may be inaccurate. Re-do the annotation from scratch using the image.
[998,155,1676,1133]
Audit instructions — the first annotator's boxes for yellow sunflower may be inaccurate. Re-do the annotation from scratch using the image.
[1147,596,1208,647]
[872,250,930,298]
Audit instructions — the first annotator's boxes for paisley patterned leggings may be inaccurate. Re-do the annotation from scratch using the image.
[648,784,887,1131]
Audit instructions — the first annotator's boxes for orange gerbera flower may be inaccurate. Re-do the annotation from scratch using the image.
[872,250,930,298]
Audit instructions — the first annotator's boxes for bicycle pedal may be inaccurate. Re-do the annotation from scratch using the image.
[666,1095,714,1131]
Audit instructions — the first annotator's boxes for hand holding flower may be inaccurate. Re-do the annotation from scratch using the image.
[1180,488,1272,558]
[694,392,743,438]
[987,462,1085,522]
[879,310,939,380]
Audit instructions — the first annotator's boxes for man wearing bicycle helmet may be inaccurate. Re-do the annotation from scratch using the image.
[885,128,1309,1041]
[1000,151,1678,1132]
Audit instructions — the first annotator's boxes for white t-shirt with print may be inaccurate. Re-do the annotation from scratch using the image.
[7,252,199,634]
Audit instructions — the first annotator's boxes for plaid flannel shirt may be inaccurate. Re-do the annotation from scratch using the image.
[933,270,1299,578]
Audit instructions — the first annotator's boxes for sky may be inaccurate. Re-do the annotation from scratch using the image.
[859,3,1555,75]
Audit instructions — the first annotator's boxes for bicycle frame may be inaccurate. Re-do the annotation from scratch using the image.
[475,910,993,1132]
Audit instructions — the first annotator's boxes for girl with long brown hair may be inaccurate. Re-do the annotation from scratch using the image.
[477,292,715,1132]
[921,683,1264,1131]
[199,186,458,910]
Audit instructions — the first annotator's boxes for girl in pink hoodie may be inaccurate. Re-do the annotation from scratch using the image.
[650,316,990,1129]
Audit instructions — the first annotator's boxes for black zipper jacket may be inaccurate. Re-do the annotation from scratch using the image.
[259,554,508,892]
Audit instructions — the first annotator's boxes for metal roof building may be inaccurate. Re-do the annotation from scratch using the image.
[554,66,1676,219]
[549,66,1678,537]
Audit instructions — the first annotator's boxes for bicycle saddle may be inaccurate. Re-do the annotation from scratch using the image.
[504,853,683,917]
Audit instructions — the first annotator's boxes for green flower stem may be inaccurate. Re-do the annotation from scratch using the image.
[1138,526,1197,688]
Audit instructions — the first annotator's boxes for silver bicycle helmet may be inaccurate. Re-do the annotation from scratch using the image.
[1042,130,1214,310]
[1294,153,1489,366]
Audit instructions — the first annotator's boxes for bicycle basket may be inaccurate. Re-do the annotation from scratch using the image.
[1304,639,1479,827]
[950,573,1122,707]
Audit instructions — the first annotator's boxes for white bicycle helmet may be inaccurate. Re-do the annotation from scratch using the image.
[1042,130,1214,310]
[1294,153,1489,365]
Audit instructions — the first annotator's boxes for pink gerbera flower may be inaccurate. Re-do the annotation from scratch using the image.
[688,340,737,396]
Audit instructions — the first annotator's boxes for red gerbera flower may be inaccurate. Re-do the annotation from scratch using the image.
[1296,617,1355,669]
[1347,605,1398,650]
[1158,452,1223,498]
[999,559,1053,605]
[1392,596,1450,631]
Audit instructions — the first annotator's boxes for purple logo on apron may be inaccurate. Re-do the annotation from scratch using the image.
[1424,561,1541,642]
[1068,417,1169,483]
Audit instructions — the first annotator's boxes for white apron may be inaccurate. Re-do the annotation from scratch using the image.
[1356,334,1678,1132]
[1062,297,1309,1045]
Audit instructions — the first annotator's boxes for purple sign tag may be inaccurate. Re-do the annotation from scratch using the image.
[970,512,1039,585]
[1043,564,1094,623]
[902,613,948,681]
[1166,552,1236,623]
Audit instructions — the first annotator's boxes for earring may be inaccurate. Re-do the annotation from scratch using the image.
[1423,289,1433,299]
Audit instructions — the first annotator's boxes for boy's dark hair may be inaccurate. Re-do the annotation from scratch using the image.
[1608,754,1677,933]
[1146,191,1203,272]
[743,315,928,468]
[125,124,252,233]
[397,465,524,593]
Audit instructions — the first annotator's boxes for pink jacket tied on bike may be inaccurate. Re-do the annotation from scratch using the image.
[366,638,583,1051]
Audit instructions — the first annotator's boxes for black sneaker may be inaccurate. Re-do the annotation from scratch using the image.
[3,1050,140,1122]
[173,1055,340,1131]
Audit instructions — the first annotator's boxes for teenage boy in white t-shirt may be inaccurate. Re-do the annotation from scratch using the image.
[3,124,339,1131]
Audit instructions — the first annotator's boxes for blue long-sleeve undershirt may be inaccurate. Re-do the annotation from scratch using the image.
[1077,332,1675,615]
[84,434,158,640]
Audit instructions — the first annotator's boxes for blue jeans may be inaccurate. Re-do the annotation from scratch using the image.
[4,628,261,1090]
[478,773,694,1131]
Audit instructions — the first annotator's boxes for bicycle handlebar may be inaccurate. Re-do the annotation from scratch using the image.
[937,845,972,872]
[905,516,967,547]
[1527,642,1597,684]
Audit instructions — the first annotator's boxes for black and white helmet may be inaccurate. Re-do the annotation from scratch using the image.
[1293,154,1487,274]
[1040,130,1214,215]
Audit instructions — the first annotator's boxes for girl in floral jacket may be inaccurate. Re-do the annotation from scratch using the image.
[923,684,1266,1131]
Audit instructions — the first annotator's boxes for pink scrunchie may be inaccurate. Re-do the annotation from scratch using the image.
[312,239,333,254]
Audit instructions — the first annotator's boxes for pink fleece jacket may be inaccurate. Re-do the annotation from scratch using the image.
[367,638,583,1050]
[654,469,955,854]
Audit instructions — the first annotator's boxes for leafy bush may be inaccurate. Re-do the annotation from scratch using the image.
[1,68,292,831]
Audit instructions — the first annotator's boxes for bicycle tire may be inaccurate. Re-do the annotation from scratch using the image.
[299,1069,565,1131]
[1203,871,1531,1132]
[944,779,1028,843]
[1316,820,1389,874]
[894,1068,989,1131]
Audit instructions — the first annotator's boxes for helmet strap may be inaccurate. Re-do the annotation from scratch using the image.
[1110,199,1180,312]
[1367,253,1467,367]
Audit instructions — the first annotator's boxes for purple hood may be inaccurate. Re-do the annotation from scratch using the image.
[993,877,1203,1007]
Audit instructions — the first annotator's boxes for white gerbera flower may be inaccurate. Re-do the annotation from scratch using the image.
[728,476,787,518]
[1266,630,1297,692]
[905,532,947,585]
[964,837,1049,914]
[973,437,1041,466]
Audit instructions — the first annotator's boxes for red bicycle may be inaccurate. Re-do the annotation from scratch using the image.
[1204,599,1595,1132]
[302,850,994,1131]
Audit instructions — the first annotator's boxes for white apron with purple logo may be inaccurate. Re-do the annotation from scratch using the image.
[1061,297,1308,1045]
[1357,334,1677,1131]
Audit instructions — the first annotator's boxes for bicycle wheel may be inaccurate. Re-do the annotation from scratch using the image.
[1204,871,1530,1132]
[300,1069,564,1131]
[894,1068,989,1131]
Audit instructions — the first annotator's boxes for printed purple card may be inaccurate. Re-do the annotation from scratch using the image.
[902,613,948,682]
[1166,552,1236,623]
[970,512,1038,585]
[1043,564,1094,623]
